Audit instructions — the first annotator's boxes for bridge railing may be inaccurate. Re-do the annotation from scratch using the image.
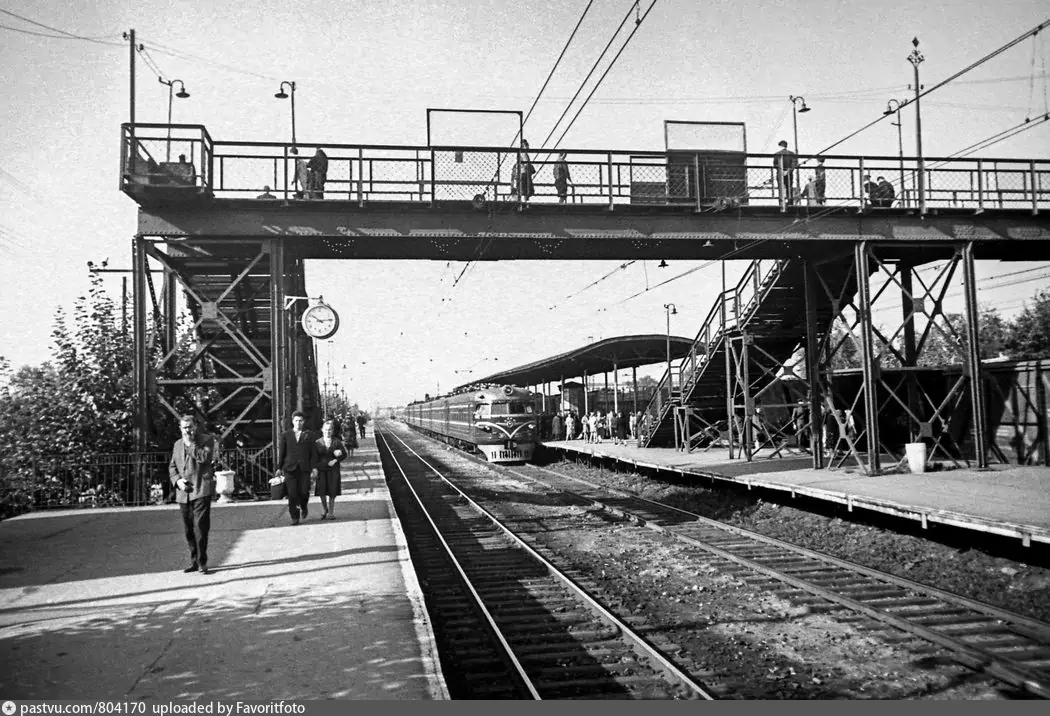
[120,124,1049,212]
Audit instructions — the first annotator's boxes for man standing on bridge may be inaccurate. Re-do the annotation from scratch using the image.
[169,414,218,574]
[774,140,797,205]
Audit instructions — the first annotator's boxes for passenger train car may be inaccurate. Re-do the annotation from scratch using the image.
[403,384,538,462]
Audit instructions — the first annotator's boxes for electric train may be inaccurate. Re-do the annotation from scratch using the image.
[402,384,538,462]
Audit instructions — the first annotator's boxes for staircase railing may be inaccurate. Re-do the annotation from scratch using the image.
[637,258,790,447]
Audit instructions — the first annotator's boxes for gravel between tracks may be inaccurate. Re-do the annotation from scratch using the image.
[397,426,1048,699]
[528,457,1050,699]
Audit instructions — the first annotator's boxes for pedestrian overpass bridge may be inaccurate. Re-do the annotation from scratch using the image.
[120,123,1050,475]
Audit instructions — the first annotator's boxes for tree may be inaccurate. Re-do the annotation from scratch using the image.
[1004,289,1050,360]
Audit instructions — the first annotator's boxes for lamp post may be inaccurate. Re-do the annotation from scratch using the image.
[664,303,677,405]
[159,78,189,162]
[789,95,810,198]
[275,81,297,148]
[907,38,925,213]
[884,99,907,206]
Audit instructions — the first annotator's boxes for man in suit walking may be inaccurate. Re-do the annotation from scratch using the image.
[277,410,318,525]
[169,414,217,574]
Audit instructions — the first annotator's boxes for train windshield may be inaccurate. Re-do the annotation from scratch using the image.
[475,401,534,418]
[492,401,534,415]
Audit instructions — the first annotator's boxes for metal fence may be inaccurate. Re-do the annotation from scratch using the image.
[0,447,276,514]
[121,124,1050,213]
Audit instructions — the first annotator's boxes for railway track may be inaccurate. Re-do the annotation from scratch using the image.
[375,427,718,700]
[490,461,1050,699]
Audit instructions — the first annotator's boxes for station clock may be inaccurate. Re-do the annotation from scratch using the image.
[300,302,340,340]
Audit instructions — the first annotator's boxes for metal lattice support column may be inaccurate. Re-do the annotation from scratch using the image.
[727,332,755,461]
[854,241,882,474]
[130,237,315,454]
[962,241,989,468]
[813,242,999,474]
[803,261,825,468]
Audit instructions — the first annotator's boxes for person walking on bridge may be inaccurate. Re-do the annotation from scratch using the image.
[169,415,217,574]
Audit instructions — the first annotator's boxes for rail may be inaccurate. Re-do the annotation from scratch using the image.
[0,448,275,513]
[121,124,1050,213]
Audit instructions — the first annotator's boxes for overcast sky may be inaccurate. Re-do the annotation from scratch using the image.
[1,0,1048,409]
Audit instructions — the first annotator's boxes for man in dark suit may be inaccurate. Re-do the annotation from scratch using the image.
[169,414,217,574]
[277,410,317,525]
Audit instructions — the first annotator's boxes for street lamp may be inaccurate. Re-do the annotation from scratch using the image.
[159,78,189,162]
[884,99,908,206]
[789,95,810,200]
[275,81,297,148]
[907,38,925,213]
[664,303,677,405]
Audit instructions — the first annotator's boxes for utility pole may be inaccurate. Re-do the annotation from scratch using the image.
[908,37,925,214]
[123,29,138,172]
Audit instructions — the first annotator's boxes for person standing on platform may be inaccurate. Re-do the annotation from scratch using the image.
[554,151,573,204]
[307,147,329,199]
[615,410,628,446]
[773,140,797,204]
[169,415,217,575]
[356,413,368,439]
[814,157,826,205]
[277,411,317,525]
[512,139,535,207]
[565,412,576,441]
[628,411,637,440]
[314,419,347,520]
[876,176,896,207]
[291,147,309,199]
[551,412,563,441]
[863,174,878,208]
[343,414,359,458]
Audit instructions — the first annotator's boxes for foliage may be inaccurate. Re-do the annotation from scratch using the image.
[0,270,183,518]
[1004,290,1050,360]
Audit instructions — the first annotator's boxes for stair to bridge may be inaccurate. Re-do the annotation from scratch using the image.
[639,254,859,448]
[158,245,319,447]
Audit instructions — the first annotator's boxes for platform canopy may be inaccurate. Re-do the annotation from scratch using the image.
[464,334,697,390]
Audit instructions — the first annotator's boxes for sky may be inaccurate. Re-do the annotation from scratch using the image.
[1,0,1048,412]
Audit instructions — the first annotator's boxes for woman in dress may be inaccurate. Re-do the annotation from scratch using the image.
[313,419,347,520]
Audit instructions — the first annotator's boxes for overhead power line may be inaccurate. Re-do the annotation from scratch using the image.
[815,19,1050,156]
[0,8,122,46]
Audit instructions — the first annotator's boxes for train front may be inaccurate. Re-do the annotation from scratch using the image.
[471,385,537,462]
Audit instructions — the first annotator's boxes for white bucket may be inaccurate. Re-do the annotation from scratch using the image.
[215,470,236,502]
[905,443,926,473]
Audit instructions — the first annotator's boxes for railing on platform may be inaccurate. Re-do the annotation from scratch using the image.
[0,448,275,514]
[636,258,789,447]
[120,124,1050,213]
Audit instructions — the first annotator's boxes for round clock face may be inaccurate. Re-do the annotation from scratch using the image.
[301,303,340,339]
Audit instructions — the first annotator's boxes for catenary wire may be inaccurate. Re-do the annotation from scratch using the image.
[0,8,122,46]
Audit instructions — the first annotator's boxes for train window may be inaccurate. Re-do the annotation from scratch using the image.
[490,401,534,415]
[474,404,489,419]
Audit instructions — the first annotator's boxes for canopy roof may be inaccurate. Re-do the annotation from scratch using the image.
[462,334,698,390]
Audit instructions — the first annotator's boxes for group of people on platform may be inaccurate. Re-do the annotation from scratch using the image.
[167,410,371,575]
[256,147,329,201]
[511,139,574,207]
[774,141,898,208]
[275,411,369,526]
[549,409,651,445]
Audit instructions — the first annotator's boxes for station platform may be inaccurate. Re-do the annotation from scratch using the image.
[540,439,1050,548]
[0,432,449,701]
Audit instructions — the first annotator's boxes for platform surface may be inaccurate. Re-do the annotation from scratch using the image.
[0,433,448,701]
[543,439,1050,544]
